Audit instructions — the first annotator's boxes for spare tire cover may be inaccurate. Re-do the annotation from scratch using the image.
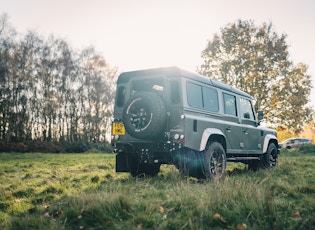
[123,92,166,139]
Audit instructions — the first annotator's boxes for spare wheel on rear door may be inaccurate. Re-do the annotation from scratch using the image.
[122,92,166,139]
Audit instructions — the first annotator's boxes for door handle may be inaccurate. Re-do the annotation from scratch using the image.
[226,127,231,132]
[244,130,248,135]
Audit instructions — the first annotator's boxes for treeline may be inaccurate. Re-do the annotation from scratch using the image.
[0,14,117,152]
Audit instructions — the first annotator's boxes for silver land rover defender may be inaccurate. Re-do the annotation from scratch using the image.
[111,67,279,179]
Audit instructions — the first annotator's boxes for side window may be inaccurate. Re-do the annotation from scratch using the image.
[116,86,126,107]
[170,80,180,104]
[187,82,203,109]
[203,87,219,112]
[240,98,255,120]
[223,93,237,116]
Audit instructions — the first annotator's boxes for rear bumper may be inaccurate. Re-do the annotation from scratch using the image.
[113,141,182,172]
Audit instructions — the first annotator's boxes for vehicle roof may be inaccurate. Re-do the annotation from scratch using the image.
[117,66,252,98]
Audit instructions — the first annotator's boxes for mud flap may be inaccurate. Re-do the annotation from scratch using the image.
[116,152,133,172]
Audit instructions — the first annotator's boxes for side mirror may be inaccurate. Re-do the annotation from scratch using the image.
[258,111,264,121]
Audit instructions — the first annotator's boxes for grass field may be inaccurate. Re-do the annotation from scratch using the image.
[0,149,314,229]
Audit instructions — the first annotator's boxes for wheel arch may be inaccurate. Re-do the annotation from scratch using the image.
[199,128,226,152]
[263,134,279,153]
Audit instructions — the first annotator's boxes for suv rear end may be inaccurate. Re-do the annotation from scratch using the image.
[111,67,184,176]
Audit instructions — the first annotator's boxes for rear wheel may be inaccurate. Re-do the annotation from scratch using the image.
[202,142,226,180]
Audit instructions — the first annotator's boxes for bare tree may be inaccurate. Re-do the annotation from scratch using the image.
[0,16,118,151]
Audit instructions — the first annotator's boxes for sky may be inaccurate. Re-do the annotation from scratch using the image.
[1,0,315,107]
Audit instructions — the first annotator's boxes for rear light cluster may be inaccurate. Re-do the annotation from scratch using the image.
[173,134,185,140]
[178,114,185,143]
[172,114,185,143]
[173,133,185,144]
[111,135,120,142]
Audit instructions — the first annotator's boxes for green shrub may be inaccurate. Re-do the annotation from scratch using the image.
[298,144,315,153]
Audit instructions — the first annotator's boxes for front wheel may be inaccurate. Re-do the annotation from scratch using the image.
[202,142,226,180]
[261,142,278,169]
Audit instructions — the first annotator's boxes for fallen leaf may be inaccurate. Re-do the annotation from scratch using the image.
[159,206,164,213]
[213,212,226,222]
[293,211,301,219]
[236,223,247,230]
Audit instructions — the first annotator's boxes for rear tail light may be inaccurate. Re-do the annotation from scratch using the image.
[111,135,120,142]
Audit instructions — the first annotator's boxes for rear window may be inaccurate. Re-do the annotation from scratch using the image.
[131,78,164,95]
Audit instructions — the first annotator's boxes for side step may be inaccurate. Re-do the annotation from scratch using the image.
[227,157,260,162]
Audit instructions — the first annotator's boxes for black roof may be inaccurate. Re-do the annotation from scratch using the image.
[117,66,252,98]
